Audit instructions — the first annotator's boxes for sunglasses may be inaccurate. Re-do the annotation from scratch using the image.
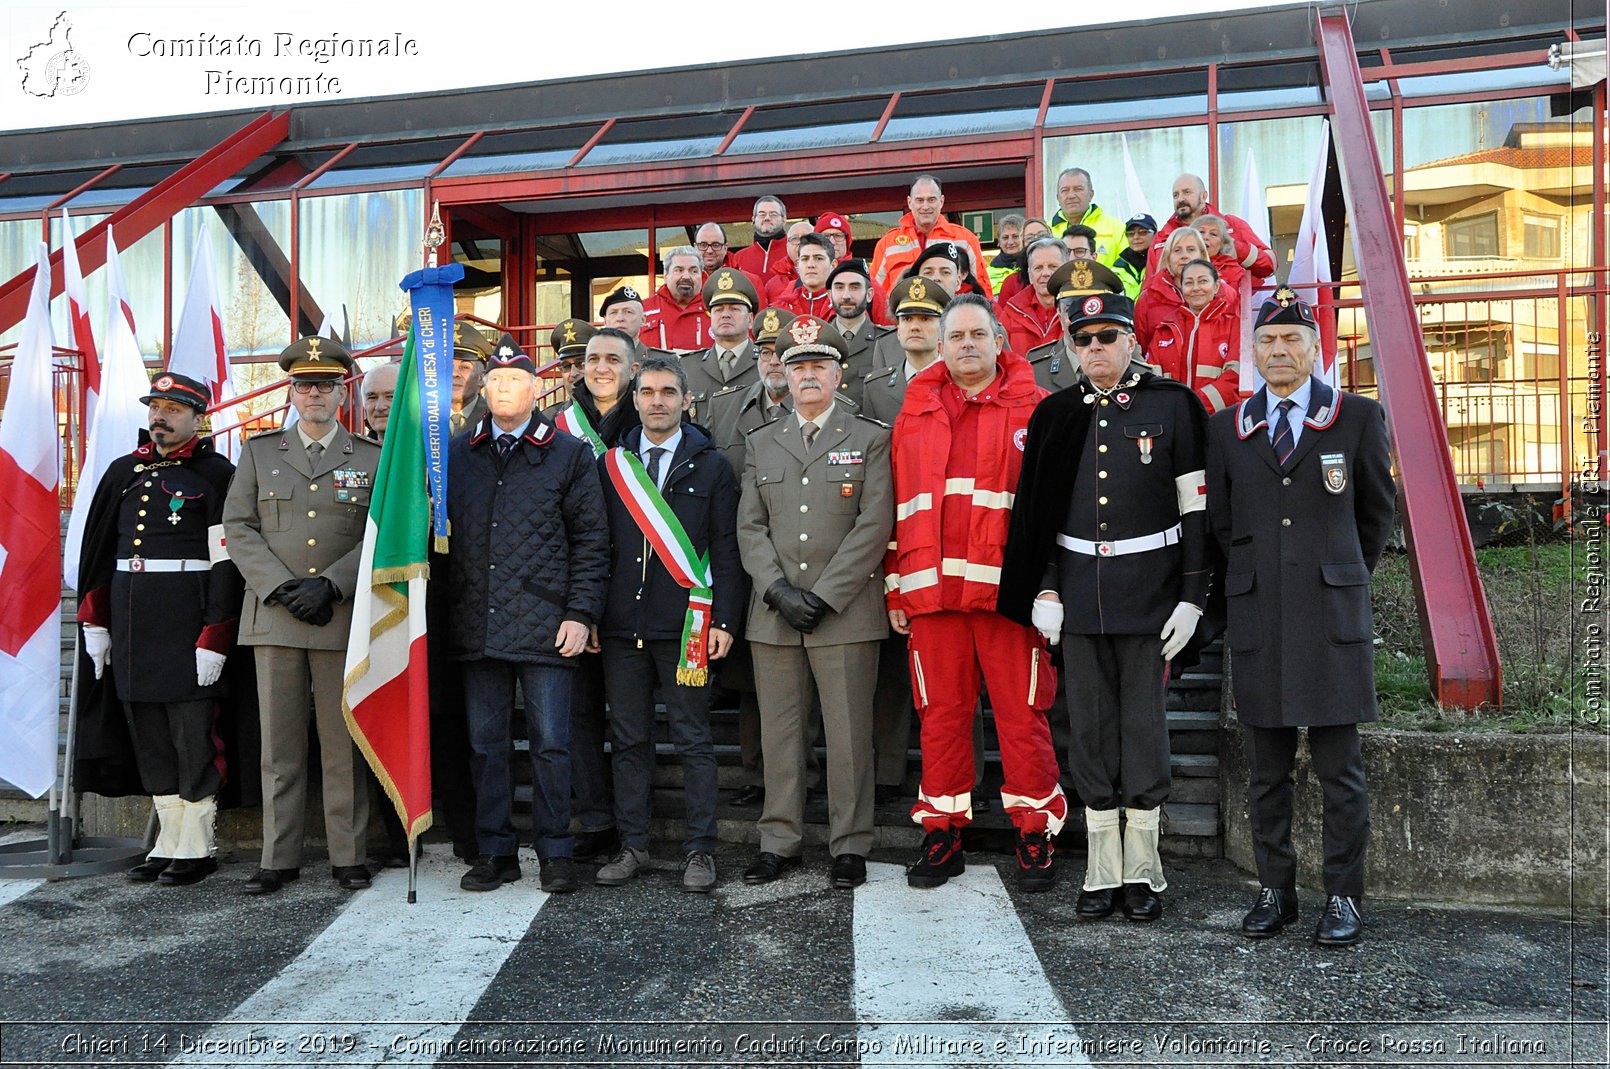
[1070,329,1127,348]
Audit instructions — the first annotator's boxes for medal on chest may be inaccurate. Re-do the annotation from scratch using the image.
[160,479,203,526]
[1136,433,1153,465]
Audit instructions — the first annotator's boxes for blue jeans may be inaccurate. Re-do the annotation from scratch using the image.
[462,658,574,859]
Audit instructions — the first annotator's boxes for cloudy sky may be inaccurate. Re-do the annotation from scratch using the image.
[2,0,1296,132]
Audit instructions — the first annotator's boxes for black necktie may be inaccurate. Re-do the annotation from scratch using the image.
[646,446,667,488]
[1271,399,1298,467]
[497,433,516,458]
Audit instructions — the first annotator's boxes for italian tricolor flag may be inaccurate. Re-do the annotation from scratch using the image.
[342,332,433,849]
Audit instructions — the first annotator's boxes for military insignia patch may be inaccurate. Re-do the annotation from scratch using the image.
[762,309,780,334]
[909,278,927,301]
[153,375,174,391]
[717,271,735,291]
[1072,263,1093,289]
[305,338,323,361]
[1275,286,1297,307]
[1321,451,1347,494]
[1083,296,1102,316]
[791,318,821,346]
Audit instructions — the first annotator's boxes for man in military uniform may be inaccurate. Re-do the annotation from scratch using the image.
[736,316,895,890]
[825,259,900,406]
[223,336,381,895]
[548,317,597,410]
[1025,258,1126,393]
[999,290,1210,923]
[1206,290,1395,948]
[599,285,674,363]
[76,371,245,885]
[451,323,494,434]
[680,266,760,414]
[862,275,949,425]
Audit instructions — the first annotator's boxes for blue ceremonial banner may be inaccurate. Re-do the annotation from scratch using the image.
[400,263,463,552]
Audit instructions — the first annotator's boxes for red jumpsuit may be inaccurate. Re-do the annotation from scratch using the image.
[886,352,1066,835]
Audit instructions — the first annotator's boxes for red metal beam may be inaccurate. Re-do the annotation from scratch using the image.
[0,110,290,337]
[429,130,486,179]
[44,163,122,212]
[870,93,902,143]
[293,142,357,190]
[1361,50,1551,83]
[1315,9,1501,710]
[567,119,615,168]
[713,107,754,157]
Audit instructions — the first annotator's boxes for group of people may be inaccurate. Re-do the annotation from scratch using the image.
[76,174,1393,949]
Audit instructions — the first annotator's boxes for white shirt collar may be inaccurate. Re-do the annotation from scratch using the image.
[640,426,682,461]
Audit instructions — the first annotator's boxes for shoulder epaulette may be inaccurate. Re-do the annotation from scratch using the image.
[863,365,900,383]
[246,427,283,440]
[854,413,891,429]
[711,383,745,398]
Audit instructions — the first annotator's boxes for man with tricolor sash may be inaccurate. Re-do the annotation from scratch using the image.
[593,355,744,893]
[442,335,610,894]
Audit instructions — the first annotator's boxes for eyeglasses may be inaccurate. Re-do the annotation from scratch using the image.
[1070,329,1127,348]
[290,380,339,394]
[693,241,727,252]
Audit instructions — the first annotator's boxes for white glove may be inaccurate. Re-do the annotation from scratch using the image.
[83,626,111,679]
[1160,602,1204,661]
[196,648,227,688]
[1031,596,1063,646]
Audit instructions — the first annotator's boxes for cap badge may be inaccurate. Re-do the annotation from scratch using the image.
[497,344,514,359]
[945,243,959,258]
[563,323,577,342]
[454,324,464,343]
[154,375,174,391]
[622,286,640,300]
[1275,286,1297,307]
[762,310,780,333]
[717,271,735,291]
[1083,296,1102,315]
[791,318,821,345]
[909,278,927,301]
[1072,263,1093,289]
[306,338,323,361]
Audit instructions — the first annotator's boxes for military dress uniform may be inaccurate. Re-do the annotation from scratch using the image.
[1025,339,1080,393]
[681,268,761,414]
[1028,258,1127,395]
[1205,291,1395,946]
[452,324,494,435]
[223,337,381,892]
[736,316,895,887]
[1000,292,1211,922]
[75,372,245,884]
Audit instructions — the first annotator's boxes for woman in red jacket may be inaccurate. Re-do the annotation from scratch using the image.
[1145,258,1242,412]
[1192,215,1246,295]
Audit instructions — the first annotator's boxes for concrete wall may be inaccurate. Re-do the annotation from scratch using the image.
[1222,718,1608,909]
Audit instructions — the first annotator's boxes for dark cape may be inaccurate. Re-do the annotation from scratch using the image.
[997,366,1224,672]
[72,432,260,805]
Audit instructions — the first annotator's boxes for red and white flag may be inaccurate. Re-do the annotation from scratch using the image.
[168,231,237,457]
[64,235,149,588]
[0,243,63,798]
[1290,120,1339,388]
[61,210,98,429]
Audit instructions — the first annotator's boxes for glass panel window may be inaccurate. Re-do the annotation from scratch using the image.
[1445,213,1500,258]
[1042,126,1210,235]
[1523,213,1560,259]
[298,188,423,353]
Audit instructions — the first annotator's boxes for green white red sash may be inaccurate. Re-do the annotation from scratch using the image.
[602,446,714,686]
[555,401,605,457]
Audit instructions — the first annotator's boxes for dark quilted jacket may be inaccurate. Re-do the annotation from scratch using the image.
[444,412,609,665]
[597,424,744,641]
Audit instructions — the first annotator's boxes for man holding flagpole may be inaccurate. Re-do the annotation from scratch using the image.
[593,355,743,893]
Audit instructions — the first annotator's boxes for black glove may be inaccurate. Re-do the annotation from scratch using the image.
[266,580,301,606]
[283,577,338,626]
[764,579,827,634]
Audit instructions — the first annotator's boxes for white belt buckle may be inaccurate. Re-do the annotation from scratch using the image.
[1096,541,1115,557]
[129,558,145,573]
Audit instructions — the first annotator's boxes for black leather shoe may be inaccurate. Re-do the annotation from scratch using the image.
[830,854,867,889]
[907,828,964,888]
[732,784,765,807]
[158,857,217,885]
[874,784,904,805]
[1314,895,1363,947]
[742,852,801,884]
[1076,888,1117,919]
[127,857,172,883]
[332,864,372,891]
[461,854,521,892]
[1241,887,1299,938]
[573,827,620,863]
[243,868,300,895]
[539,857,577,894]
[377,847,411,869]
[1120,883,1163,922]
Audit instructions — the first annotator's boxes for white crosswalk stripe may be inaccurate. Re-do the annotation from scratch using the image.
[853,860,1090,1066]
[0,826,45,908]
[170,851,549,1067]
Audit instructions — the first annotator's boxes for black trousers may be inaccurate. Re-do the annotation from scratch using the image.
[125,700,223,800]
[1243,722,1369,898]
[1060,634,1171,811]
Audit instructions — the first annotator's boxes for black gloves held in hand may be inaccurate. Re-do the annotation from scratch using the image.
[764,579,830,634]
[271,577,338,626]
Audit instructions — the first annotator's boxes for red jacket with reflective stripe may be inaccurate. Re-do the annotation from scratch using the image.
[1145,289,1243,413]
[998,286,1061,358]
[885,350,1046,618]
[1147,205,1275,280]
